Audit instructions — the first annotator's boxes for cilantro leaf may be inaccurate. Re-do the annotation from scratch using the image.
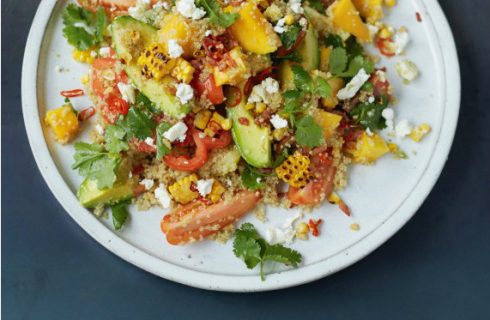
[350,97,388,131]
[345,36,364,59]
[295,115,324,147]
[198,0,239,28]
[72,142,121,189]
[62,3,106,50]
[280,24,302,50]
[314,77,332,98]
[325,34,343,48]
[155,122,172,160]
[339,55,374,77]
[306,0,326,12]
[111,201,130,230]
[329,47,348,75]
[280,90,304,127]
[241,166,265,190]
[95,7,106,43]
[233,223,302,281]
[121,107,156,140]
[291,65,314,92]
[62,3,95,24]
[62,25,97,51]
[104,124,129,154]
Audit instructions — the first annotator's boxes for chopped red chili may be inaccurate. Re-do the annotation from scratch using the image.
[238,117,250,126]
[416,12,422,22]
[60,89,84,98]
[308,219,323,237]
[339,200,351,216]
[77,106,96,122]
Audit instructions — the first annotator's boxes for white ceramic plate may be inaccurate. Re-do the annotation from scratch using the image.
[22,0,460,291]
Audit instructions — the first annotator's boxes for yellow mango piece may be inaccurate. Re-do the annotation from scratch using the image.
[320,46,332,72]
[213,48,249,86]
[314,110,343,139]
[352,0,384,23]
[348,132,389,164]
[321,77,345,109]
[226,2,281,54]
[157,13,194,58]
[332,0,371,42]
[44,105,79,144]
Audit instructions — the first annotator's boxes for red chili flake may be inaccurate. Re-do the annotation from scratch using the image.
[416,12,422,22]
[190,182,198,193]
[308,219,323,237]
[375,37,396,57]
[77,106,96,122]
[198,197,213,206]
[133,184,146,196]
[238,117,250,126]
[60,89,84,98]
[339,200,351,216]
[132,164,145,175]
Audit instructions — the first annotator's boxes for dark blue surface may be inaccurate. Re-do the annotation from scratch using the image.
[2,1,490,319]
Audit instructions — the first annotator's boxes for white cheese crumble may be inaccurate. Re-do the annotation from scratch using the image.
[270,114,288,129]
[163,122,188,142]
[367,23,380,39]
[204,30,213,36]
[265,212,303,245]
[154,183,171,208]
[153,1,171,10]
[95,124,105,135]
[117,82,136,104]
[381,107,395,131]
[366,127,374,136]
[175,0,206,20]
[247,77,280,104]
[337,68,370,100]
[139,178,154,190]
[175,83,194,104]
[393,29,410,55]
[288,0,304,14]
[368,96,375,103]
[395,60,419,82]
[128,0,151,21]
[274,18,287,34]
[167,39,184,58]
[395,119,413,138]
[144,137,156,147]
[196,179,214,197]
[99,47,111,57]
[299,17,307,27]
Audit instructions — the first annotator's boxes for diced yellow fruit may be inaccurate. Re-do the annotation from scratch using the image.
[226,2,281,54]
[327,192,341,204]
[157,13,194,58]
[320,46,332,72]
[409,123,431,142]
[44,105,79,144]
[170,58,195,83]
[72,49,95,64]
[378,26,393,39]
[348,132,389,164]
[387,143,408,159]
[352,0,384,23]
[209,181,226,203]
[284,14,295,25]
[314,109,343,139]
[194,110,212,130]
[245,103,255,110]
[209,112,232,131]
[275,151,311,188]
[321,77,345,109]
[384,0,396,7]
[295,222,310,240]
[213,47,249,86]
[81,74,89,85]
[255,102,267,114]
[272,127,288,141]
[332,0,371,42]
[168,174,199,204]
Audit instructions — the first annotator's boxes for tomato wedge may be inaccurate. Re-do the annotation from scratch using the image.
[191,70,224,105]
[161,190,261,245]
[198,130,232,149]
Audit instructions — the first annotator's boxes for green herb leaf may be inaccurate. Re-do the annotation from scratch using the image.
[233,223,302,281]
[95,7,106,43]
[272,148,290,168]
[339,55,374,77]
[350,97,388,131]
[325,34,343,48]
[72,142,121,189]
[345,37,364,59]
[62,25,97,51]
[291,65,313,92]
[295,115,324,147]
[241,166,265,190]
[104,125,129,154]
[306,0,326,12]
[122,107,156,140]
[329,47,348,75]
[155,122,172,160]
[281,90,303,126]
[62,4,106,50]
[314,77,332,98]
[111,201,130,230]
[280,24,302,50]
[198,0,239,28]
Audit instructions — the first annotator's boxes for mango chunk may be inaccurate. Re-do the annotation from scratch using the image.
[321,77,345,109]
[213,48,249,86]
[348,132,389,164]
[226,2,281,54]
[352,0,384,23]
[44,105,79,144]
[157,13,194,58]
[332,0,371,42]
[314,110,343,139]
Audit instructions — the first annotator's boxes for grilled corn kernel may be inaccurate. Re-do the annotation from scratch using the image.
[377,26,393,39]
[409,123,431,142]
[44,104,79,144]
[384,0,396,6]
[255,102,267,114]
[168,174,199,204]
[72,49,95,64]
[194,110,212,130]
[327,192,341,205]
[275,151,311,188]
[245,103,255,110]
[137,43,174,80]
[295,222,310,240]
[272,127,288,141]
[205,112,232,137]
[284,14,295,25]
[209,181,226,203]
[170,58,195,84]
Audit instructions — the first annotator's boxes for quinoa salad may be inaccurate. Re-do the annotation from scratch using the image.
[45,0,430,279]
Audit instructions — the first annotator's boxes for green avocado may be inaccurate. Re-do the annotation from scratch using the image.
[110,16,190,118]
[77,178,135,209]
[226,89,272,168]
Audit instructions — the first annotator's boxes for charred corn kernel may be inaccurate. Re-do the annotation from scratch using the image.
[72,49,95,64]
[255,102,267,114]
[194,110,212,130]
[44,104,79,144]
[209,112,232,132]
[170,58,195,84]
[245,103,255,110]
[272,127,288,141]
[81,74,89,85]
[295,222,310,240]
[350,223,360,231]
[137,43,174,80]
[275,151,311,188]
[168,174,199,204]
[209,181,226,203]
[327,192,341,205]
[284,14,295,25]
[384,0,396,6]
[409,123,431,142]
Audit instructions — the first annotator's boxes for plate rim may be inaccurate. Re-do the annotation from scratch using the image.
[22,0,460,292]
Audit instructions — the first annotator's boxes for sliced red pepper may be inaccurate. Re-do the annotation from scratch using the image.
[78,106,96,122]
[60,89,84,98]
[308,218,323,237]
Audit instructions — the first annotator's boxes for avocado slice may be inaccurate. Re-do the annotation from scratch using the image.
[226,89,272,168]
[110,16,190,118]
[77,178,135,209]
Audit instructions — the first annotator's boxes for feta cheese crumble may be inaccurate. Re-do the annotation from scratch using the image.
[128,0,151,21]
[247,77,280,104]
[274,18,287,34]
[196,179,214,197]
[337,68,370,100]
[175,83,194,104]
[99,47,111,57]
[139,178,154,190]
[382,107,395,131]
[393,28,410,55]
[204,30,213,36]
[265,212,303,245]
[270,114,288,129]
[144,137,156,147]
[163,122,188,142]
[395,119,413,138]
[395,60,419,82]
[95,124,105,135]
[154,183,171,208]
[167,39,184,58]
[117,82,136,104]
[175,0,206,20]
[288,0,304,14]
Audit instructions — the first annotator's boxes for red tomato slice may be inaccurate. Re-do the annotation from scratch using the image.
[164,130,209,171]
[161,190,261,245]
[101,95,128,124]
[198,130,232,149]
[91,58,119,99]
[191,71,224,105]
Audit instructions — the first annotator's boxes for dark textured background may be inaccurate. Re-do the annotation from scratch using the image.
[2,0,489,319]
